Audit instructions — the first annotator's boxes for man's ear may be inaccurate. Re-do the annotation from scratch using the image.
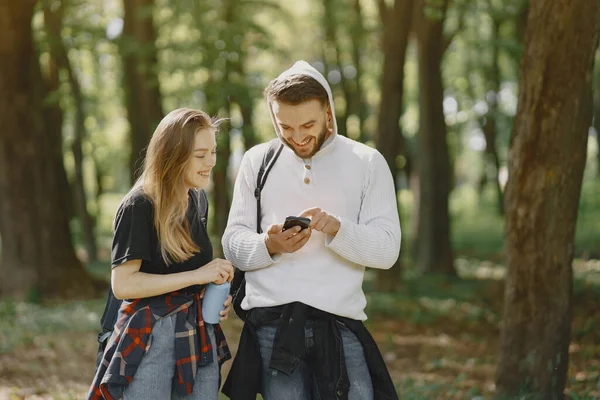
[325,105,334,132]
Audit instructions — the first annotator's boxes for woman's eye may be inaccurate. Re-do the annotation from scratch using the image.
[195,156,205,159]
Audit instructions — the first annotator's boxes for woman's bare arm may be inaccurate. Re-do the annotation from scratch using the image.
[111,258,234,300]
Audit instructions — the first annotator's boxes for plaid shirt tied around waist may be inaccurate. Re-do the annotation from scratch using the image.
[88,290,231,400]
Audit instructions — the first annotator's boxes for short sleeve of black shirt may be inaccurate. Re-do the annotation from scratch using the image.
[111,195,153,268]
[110,190,213,281]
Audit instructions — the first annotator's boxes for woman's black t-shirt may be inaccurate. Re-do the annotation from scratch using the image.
[111,189,212,293]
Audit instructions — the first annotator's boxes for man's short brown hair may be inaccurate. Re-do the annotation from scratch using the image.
[264,74,328,106]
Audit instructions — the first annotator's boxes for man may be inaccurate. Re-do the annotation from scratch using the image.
[222,60,400,400]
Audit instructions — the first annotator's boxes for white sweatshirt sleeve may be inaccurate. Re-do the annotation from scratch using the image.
[325,151,401,269]
[222,151,278,271]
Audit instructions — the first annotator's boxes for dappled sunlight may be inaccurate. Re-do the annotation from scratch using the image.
[456,257,506,280]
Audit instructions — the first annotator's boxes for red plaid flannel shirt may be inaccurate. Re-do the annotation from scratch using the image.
[87,290,231,399]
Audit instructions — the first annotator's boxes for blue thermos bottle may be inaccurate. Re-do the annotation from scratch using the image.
[202,281,231,324]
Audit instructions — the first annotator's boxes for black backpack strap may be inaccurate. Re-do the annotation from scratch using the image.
[99,287,120,332]
[198,188,208,228]
[255,139,284,234]
[96,286,121,367]
[231,139,284,321]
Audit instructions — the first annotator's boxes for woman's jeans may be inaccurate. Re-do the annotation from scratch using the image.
[123,314,219,400]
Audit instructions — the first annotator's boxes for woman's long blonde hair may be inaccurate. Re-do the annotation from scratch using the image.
[119,108,221,264]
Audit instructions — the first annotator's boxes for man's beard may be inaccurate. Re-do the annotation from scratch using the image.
[284,122,330,159]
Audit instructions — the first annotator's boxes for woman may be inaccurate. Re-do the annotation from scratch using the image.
[88,108,234,400]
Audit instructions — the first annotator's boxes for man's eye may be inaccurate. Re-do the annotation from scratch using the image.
[303,124,313,129]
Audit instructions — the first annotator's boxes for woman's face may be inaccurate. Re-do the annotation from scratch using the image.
[183,128,217,190]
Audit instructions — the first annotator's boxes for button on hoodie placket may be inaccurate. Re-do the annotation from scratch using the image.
[302,159,314,185]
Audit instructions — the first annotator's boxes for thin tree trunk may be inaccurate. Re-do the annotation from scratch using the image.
[90,50,108,233]
[233,61,258,151]
[376,0,414,194]
[596,118,600,179]
[0,0,94,300]
[43,1,98,262]
[414,0,455,275]
[210,0,235,252]
[594,52,600,180]
[351,0,368,143]
[323,0,349,137]
[239,95,257,151]
[481,119,504,214]
[120,0,164,183]
[495,0,599,398]
[481,13,504,215]
[374,0,414,291]
[212,117,231,254]
[40,31,74,222]
[515,3,529,45]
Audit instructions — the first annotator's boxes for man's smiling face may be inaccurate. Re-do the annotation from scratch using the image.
[272,99,332,159]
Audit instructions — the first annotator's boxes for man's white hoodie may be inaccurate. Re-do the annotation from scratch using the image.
[222,61,401,320]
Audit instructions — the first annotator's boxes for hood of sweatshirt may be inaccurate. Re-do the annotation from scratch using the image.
[266,60,338,156]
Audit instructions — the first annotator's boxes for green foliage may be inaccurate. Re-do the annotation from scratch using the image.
[397,179,600,261]
[26,287,43,305]
[0,299,105,354]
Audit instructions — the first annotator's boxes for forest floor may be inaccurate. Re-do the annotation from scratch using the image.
[1,258,599,400]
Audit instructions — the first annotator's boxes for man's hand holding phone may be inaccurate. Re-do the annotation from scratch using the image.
[265,216,312,255]
[299,207,340,236]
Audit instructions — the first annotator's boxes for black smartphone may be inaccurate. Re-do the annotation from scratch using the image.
[282,216,311,231]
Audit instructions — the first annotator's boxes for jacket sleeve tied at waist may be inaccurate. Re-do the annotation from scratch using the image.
[87,290,231,400]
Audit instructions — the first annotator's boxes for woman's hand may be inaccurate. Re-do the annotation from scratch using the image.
[220,295,233,321]
[196,258,234,285]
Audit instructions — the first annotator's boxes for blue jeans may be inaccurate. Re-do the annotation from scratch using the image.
[123,314,220,400]
[256,319,374,400]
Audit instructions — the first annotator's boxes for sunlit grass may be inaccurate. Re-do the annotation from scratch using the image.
[0,299,105,354]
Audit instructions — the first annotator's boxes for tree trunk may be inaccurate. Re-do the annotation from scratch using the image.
[597,131,600,179]
[209,0,235,252]
[495,0,599,398]
[481,14,504,215]
[482,115,504,215]
[374,0,414,291]
[212,124,231,253]
[594,51,600,179]
[90,51,108,232]
[0,0,94,300]
[233,61,258,151]
[350,0,369,143]
[210,95,231,251]
[414,0,455,275]
[40,30,74,222]
[43,1,98,262]
[322,0,349,137]
[120,0,164,183]
[596,110,600,179]
[515,3,529,45]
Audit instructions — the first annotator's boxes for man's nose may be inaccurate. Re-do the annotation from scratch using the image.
[291,130,303,142]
